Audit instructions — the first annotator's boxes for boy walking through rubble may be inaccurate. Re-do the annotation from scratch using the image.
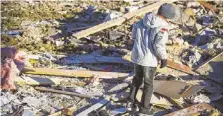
[127,3,176,115]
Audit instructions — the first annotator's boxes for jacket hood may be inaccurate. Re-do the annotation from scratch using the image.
[143,12,169,29]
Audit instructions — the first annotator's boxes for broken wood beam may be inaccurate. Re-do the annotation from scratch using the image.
[16,77,61,86]
[194,51,223,84]
[22,67,129,79]
[49,99,85,116]
[194,51,223,70]
[16,77,86,87]
[76,99,110,116]
[164,103,216,116]
[35,87,93,98]
[123,54,195,74]
[166,59,194,74]
[197,1,219,13]
[72,0,176,39]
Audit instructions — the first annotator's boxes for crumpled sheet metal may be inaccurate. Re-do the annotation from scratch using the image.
[1,47,26,90]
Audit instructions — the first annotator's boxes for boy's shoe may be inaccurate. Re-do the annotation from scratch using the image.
[126,101,134,111]
[138,109,154,116]
[126,101,139,111]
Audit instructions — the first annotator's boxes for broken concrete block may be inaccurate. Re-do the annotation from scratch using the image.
[104,11,123,21]
[22,109,34,116]
[0,96,10,107]
[192,94,211,103]
[109,31,126,40]
[23,97,41,107]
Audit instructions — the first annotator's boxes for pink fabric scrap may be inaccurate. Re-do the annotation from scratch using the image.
[1,47,26,90]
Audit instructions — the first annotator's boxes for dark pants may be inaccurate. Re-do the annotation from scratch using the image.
[128,64,156,113]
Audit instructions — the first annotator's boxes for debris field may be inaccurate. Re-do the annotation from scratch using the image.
[1,0,223,116]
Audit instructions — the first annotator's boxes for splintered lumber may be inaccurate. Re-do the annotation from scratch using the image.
[49,99,85,116]
[164,103,216,116]
[194,52,223,70]
[123,54,195,74]
[17,77,61,86]
[197,1,219,13]
[35,87,93,98]
[17,77,86,86]
[72,0,176,39]
[49,106,77,116]
[195,52,223,83]
[154,80,204,99]
[76,99,110,116]
[166,59,194,74]
[22,68,129,79]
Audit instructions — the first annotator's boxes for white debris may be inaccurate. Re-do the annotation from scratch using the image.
[187,2,200,7]
[0,96,10,107]
[192,94,210,103]
[39,20,52,25]
[23,109,35,116]
[125,6,139,12]
[55,40,65,46]
[23,97,41,107]
[104,11,123,21]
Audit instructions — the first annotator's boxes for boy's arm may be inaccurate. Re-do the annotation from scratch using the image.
[131,24,137,40]
[153,28,168,67]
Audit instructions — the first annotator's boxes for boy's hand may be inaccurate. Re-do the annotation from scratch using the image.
[160,59,167,68]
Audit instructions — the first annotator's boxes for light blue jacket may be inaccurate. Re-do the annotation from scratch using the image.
[131,12,169,67]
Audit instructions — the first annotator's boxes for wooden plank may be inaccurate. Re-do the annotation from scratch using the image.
[22,67,129,79]
[123,54,195,74]
[194,52,223,70]
[17,77,86,87]
[195,52,223,83]
[72,0,176,39]
[164,103,215,116]
[197,1,219,13]
[49,99,85,116]
[166,59,194,74]
[17,77,61,86]
[35,87,93,98]
[76,99,110,116]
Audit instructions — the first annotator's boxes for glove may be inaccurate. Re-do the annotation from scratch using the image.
[160,59,167,68]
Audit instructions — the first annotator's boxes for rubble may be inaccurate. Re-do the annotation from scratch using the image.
[164,103,218,116]
[192,94,211,103]
[1,1,223,115]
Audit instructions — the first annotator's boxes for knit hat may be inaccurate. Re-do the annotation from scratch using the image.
[158,3,176,19]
